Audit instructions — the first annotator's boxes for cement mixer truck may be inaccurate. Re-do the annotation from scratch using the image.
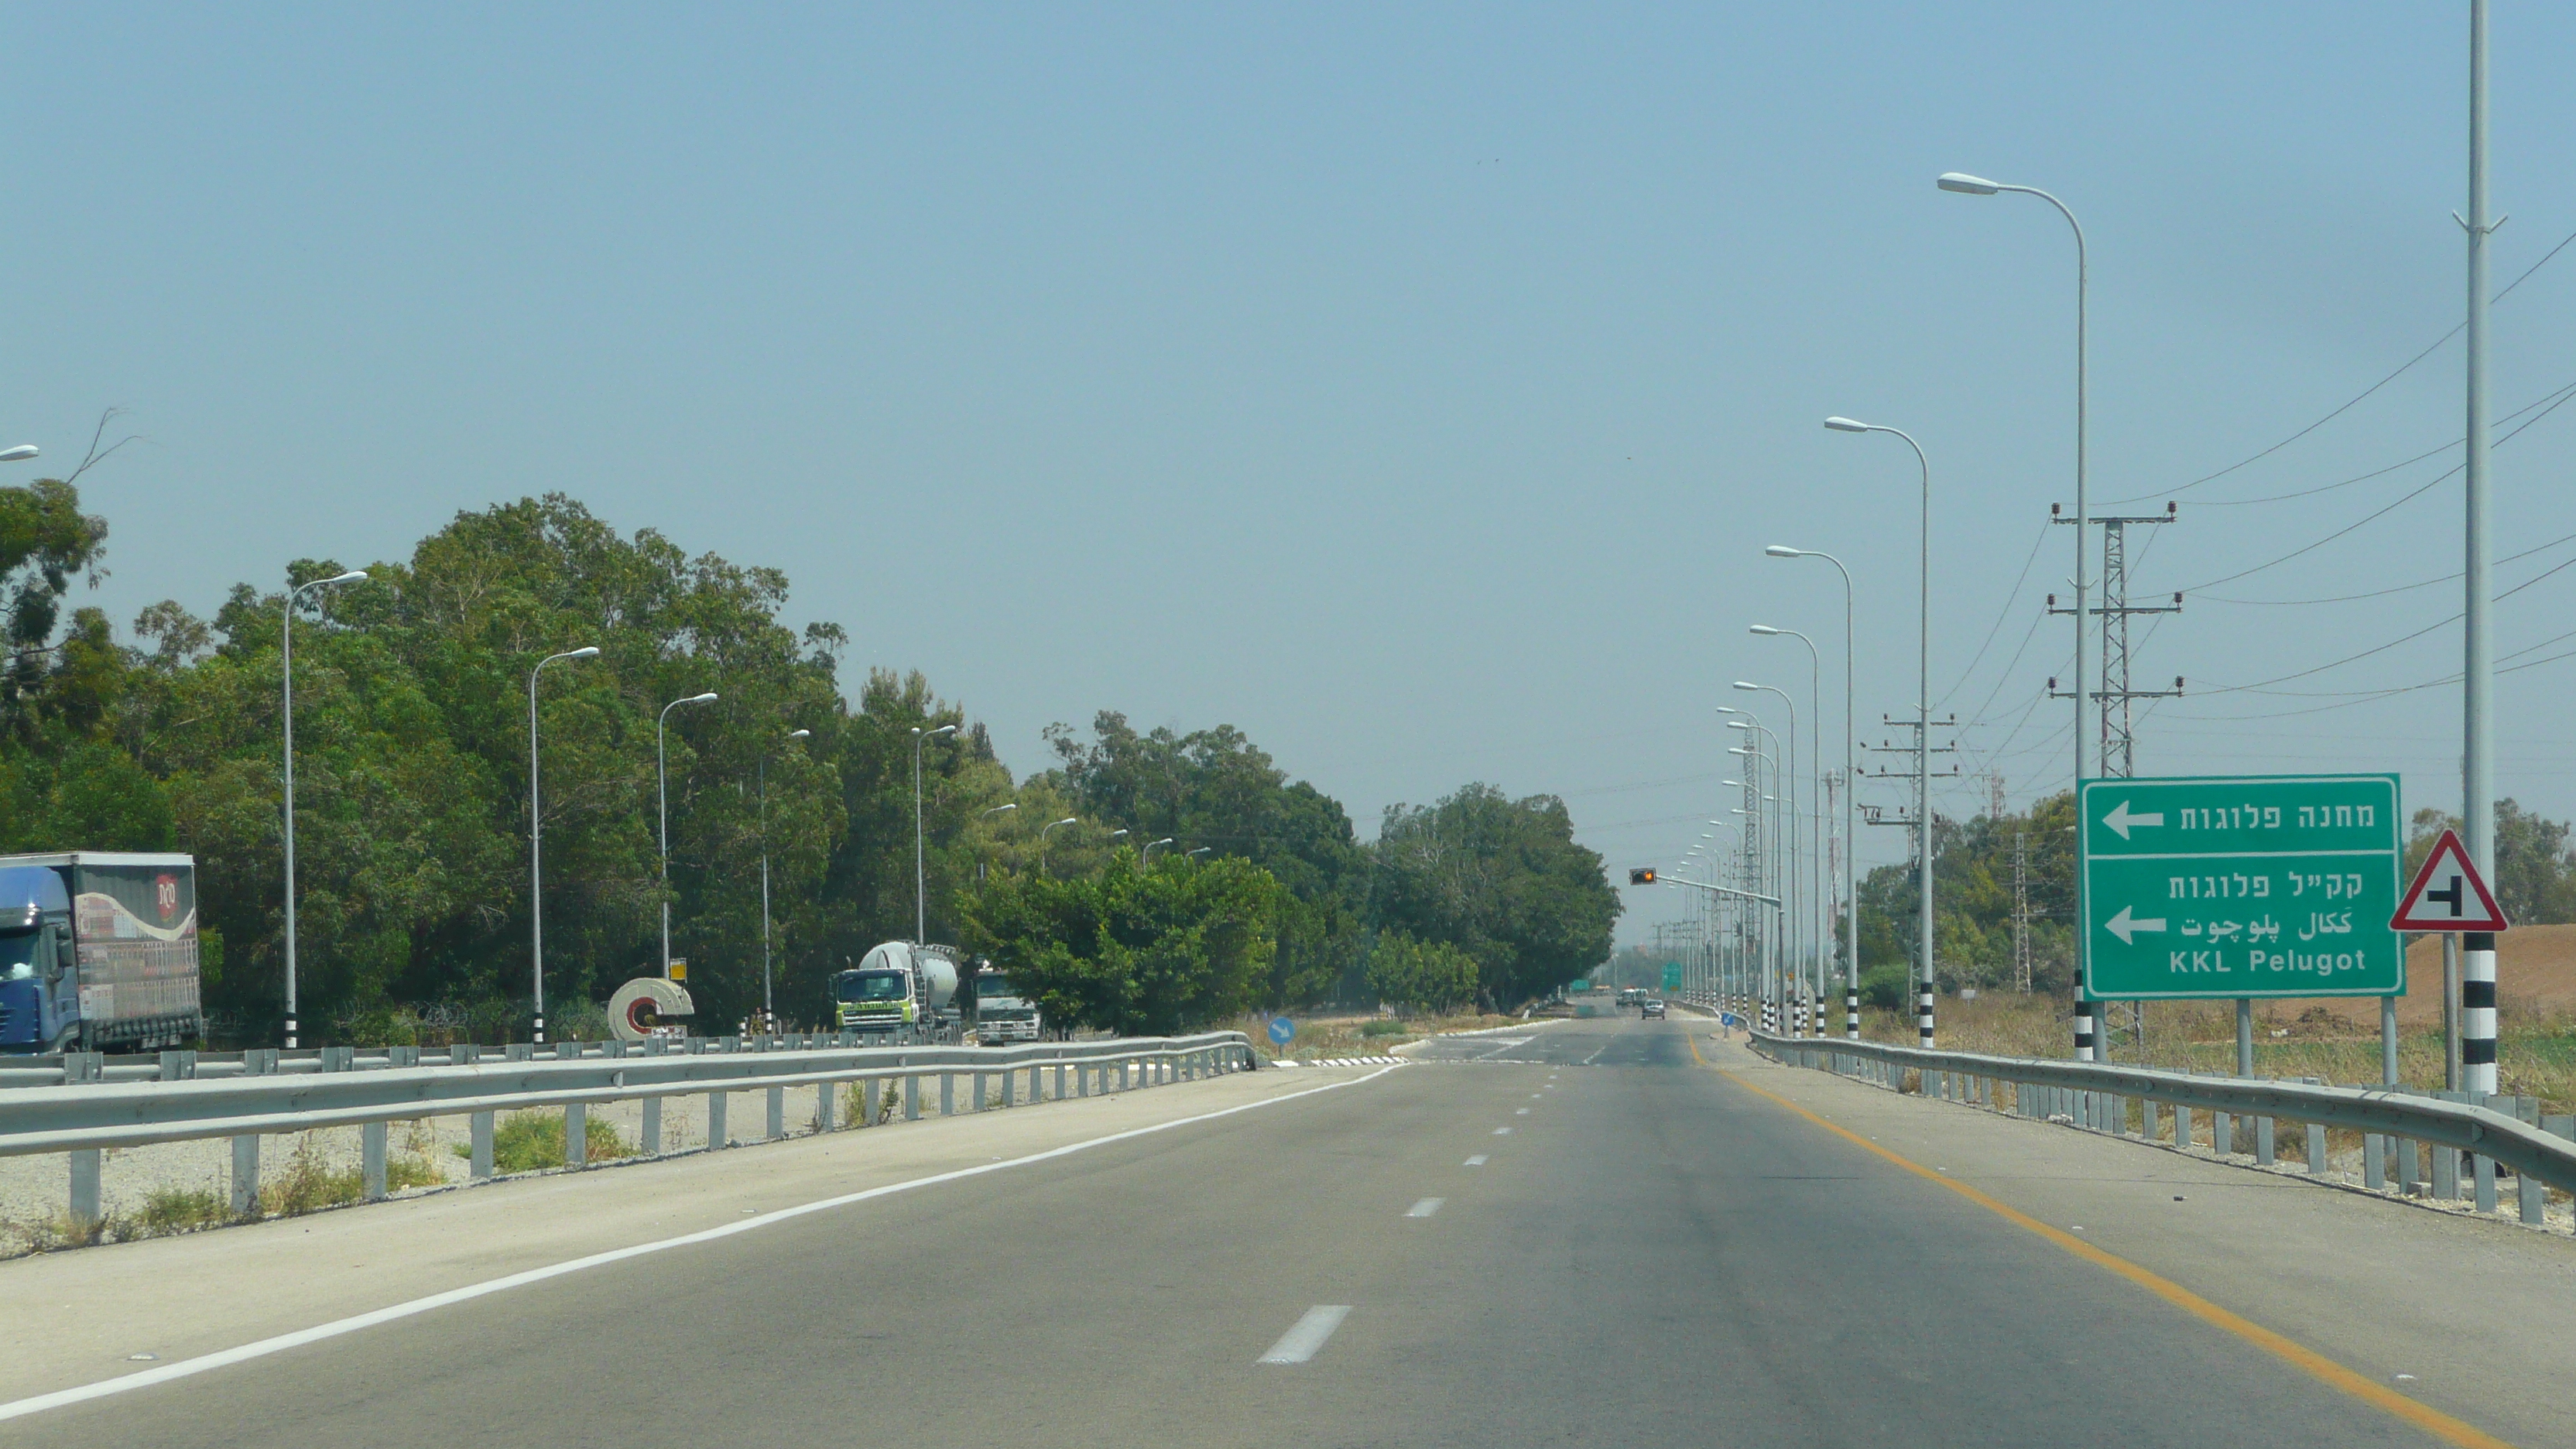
[833,940,963,1043]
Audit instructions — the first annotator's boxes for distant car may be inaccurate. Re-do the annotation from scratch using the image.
[1640,999,1666,1018]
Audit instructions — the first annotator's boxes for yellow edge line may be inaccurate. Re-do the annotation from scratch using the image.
[1705,1043,2514,1449]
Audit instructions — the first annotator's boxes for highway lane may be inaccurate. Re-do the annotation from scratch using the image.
[0,1016,2482,1447]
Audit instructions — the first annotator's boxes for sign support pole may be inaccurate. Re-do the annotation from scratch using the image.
[2382,993,2400,1088]
[2235,998,2252,1077]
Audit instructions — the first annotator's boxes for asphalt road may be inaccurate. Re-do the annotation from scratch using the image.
[0,1013,2497,1447]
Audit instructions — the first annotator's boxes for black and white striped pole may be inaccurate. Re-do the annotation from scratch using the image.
[2073,997,2097,1064]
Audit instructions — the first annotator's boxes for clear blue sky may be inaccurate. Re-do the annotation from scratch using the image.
[5,4,2571,948]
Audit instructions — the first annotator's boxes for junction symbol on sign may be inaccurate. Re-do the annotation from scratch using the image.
[2389,828,2510,933]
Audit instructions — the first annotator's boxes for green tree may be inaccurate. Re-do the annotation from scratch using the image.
[1362,930,1481,1013]
[1366,783,1621,1009]
[957,848,1286,1033]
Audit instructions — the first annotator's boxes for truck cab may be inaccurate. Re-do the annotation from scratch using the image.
[0,866,75,1051]
[971,968,1043,1044]
[832,940,962,1043]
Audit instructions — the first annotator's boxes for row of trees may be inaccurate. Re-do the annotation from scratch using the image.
[0,477,1619,1043]
[963,718,1622,1026]
[1850,790,2576,1001]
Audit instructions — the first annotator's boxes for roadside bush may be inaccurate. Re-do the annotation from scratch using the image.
[1360,1019,1408,1038]
[1860,964,1913,1012]
[262,1136,362,1216]
[138,1185,228,1235]
[453,1110,634,1173]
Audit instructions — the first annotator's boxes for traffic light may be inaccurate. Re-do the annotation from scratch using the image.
[1628,867,1656,886]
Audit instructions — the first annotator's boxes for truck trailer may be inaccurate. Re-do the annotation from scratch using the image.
[0,851,202,1053]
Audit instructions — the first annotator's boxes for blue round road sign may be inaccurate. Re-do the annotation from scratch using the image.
[1267,1016,1295,1045]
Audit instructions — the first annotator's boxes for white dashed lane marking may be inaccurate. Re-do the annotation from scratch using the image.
[1464,1155,1488,1166]
[1259,1306,1352,1365]
[1406,1198,1444,1218]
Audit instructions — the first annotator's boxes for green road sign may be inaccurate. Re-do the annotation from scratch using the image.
[1570,979,1591,994]
[2078,774,2403,1001]
[1661,962,1683,992]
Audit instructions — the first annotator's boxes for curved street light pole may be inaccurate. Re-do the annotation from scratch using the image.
[527,646,601,1044]
[1141,837,1177,864]
[280,569,368,1049]
[1941,170,2093,1058]
[1750,631,1826,1033]
[1040,816,1079,875]
[1734,683,1801,1032]
[912,724,959,942]
[1827,416,1935,1047]
[657,692,721,976]
[1766,548,1859,1039]
[760,728,812,1022]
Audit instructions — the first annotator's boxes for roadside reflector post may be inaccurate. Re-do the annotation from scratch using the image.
[68,1149,101,1231]
[232,1134,262,1213]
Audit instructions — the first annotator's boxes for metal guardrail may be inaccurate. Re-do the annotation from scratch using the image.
[1748,1029,2576,1225]
[11,1031,1258,1231]
[0,1027,981,1090]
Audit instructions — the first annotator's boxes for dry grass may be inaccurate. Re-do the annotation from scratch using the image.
[1852,992,2576,1114]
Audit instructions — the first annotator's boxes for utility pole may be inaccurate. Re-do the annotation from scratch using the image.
[2460,0,2499,1099]
[2050,503,2184,777]
[1862,714,1959,1043]
[2012,831,2033,995]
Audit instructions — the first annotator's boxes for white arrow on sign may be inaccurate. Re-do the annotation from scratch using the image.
[2104,905,2167,945]
[2102,800,2165,841]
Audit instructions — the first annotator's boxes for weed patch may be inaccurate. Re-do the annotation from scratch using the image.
[138,1185,228,1235]
[453,1110,635,1172]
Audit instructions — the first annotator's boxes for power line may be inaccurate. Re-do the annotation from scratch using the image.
[1935,522,2050,711]
[2196,525,2576,607]
[2111,221,2576,507]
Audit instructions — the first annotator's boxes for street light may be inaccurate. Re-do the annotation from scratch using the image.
[528,646,601,1044]
[279,568,368,1048]
[981,803,1019,819]
[1826,414,1936,1048]
[912,724,959,941]
[0,445,36,463]
[1939,168,2094,1058]
[1187,846,1213,860]
[1039,816,1080,876]
[1764,546,1859,1040]
[1141,837,1177,863]
[1734,681,1802,1033]
[1752,626,1827,1036]
[759,728,812,1023]
[657,692,721,977]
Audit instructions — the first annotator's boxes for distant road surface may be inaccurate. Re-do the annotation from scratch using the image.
[5,1013,2570,1447]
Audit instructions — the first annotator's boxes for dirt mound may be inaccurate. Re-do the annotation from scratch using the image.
[2256,924,2576,1028]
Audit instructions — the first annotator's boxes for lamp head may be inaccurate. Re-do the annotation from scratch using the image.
[1732,680,1762,692]
[0,445,36,463]
[327,570,368,586]
[1725,720,1750,731]
[1108,828,1129,839]
[1749,625,1782,636]
[1937,171,2002,195]
[788,728,812,739]
[567,646,601,660]
[1053,817,1078,827]
[1763,545,1803,558]
[1824,416,1871,433]
[687,692,719,705]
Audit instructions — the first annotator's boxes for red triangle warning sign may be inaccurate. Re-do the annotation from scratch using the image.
[2389,827,2510,933]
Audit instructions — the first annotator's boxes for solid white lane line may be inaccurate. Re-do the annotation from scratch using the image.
[0,1064,1406,1423]
[1463,1155,1488,1166]
[1259,1305,1352,1365]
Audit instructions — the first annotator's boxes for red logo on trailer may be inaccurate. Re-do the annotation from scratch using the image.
[154,874,179,923]
[2389,828,2509,933]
